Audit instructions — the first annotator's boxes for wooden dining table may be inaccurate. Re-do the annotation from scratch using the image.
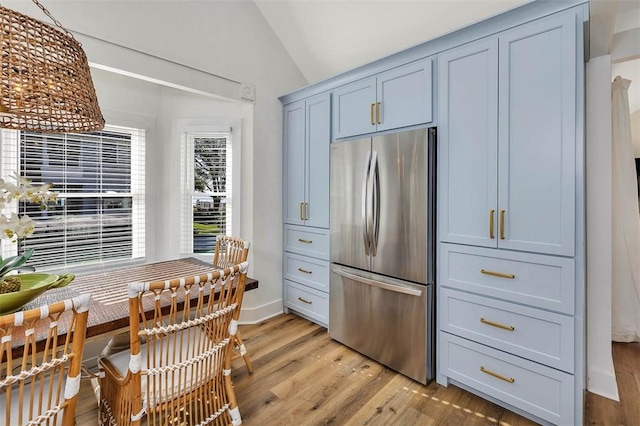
[22,257,258,345]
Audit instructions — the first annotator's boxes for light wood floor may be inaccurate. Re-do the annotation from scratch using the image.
[75,314,640,425]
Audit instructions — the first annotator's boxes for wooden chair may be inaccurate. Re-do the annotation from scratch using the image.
[98,262,249,426]
[0,294,91,426]
[212,236,253,374]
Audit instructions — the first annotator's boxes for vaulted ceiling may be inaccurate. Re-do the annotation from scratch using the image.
[255,0,640,85]
[254,0,529,84]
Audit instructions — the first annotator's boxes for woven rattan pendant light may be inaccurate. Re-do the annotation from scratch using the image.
[0,0,104,132]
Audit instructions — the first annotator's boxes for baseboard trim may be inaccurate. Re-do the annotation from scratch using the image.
[588,367,620,401]
[239,299,283,324]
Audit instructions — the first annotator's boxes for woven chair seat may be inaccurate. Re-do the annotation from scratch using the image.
[0,373,70,426]
[105,326,219,409]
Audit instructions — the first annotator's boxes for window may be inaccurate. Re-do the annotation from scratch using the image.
[181,131,234,254]
[0,125,145,270]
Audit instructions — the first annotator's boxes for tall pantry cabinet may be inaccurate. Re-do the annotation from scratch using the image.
[282,93,332,327]
[437,8,583,426]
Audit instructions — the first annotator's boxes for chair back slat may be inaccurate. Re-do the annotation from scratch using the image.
[0,294,91,426]
[213,236,250,269]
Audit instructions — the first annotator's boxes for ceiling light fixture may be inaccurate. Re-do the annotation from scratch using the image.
[1,0,104,132]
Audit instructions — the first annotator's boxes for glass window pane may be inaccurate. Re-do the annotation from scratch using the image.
[12,126,143,270]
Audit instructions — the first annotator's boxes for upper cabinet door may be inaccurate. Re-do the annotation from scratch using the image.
[377,59,433,132]
[305,93,331,228]
[332,58,435,140]
[332,78,376,140]
[497,13,576,256]
[438,38,499,248]
[283,100,306,225]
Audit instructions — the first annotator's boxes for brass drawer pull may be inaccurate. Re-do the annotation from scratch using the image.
[480,269,515,279]
[489,209,495,239]
[298,268,312,274]
[480,366,515,383]
[298,238,313,244]
[480,317,515,331]
[298,297,312,305]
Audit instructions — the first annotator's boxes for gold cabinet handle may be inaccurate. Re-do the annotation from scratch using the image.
[305,203,309,220]
[298,238,313,244]
[300,203,304,221]
[376,102,381,124]
[480,317,515,331]
[480,366,515,383]
[297,268,312,274]
[489,209,495,239]
[480,269,515,279]
[298,297,312,305]
[370,103,375,125]
[499,209,505,240]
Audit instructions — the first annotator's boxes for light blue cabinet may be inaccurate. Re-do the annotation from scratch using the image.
[439,13,576,257]
[283,93,331,228]
[437,9,581,426]
[438,38,498,248]
[305,94,331,229]
[283,100,306,226]
[497,12,576,256]
[332,59,432,140]
[376,60,433,132]
[283,94,331,328]
[331,78,376,140]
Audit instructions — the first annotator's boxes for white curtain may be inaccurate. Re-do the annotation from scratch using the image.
[611,76,640,342]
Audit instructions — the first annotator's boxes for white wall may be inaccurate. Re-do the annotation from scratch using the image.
[3,1,309,321]
[586,55,619,401]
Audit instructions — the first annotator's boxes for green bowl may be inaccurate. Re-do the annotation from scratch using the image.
[0,273,75,315]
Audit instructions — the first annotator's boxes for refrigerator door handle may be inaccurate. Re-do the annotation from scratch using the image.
[370,151,380,257]
[332,266,423,297]
[361,151,372,256]
[368,151,378,257]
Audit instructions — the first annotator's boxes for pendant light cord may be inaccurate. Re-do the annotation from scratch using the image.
[31,0,75,39]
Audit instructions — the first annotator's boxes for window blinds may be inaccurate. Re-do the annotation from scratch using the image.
[1,126,145,270]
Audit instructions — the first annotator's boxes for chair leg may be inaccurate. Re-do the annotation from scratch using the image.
[234,330,254,374]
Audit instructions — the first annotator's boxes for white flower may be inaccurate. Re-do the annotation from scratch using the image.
[0,174,56,242]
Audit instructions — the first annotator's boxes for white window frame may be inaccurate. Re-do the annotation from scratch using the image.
[0,125,146,273]
[180,122,242,261]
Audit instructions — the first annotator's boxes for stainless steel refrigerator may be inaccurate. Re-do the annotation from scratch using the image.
[329,127,436,384]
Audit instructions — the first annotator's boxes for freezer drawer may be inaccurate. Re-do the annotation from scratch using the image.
[329,265,433,384]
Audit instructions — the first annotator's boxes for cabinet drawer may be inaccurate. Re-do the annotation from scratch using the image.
[285,280,328,326]
[440,244,574,314]
[440,289,574,372]
[441,333,574,425]
[284,225,329,260]
[284,253,329,292]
